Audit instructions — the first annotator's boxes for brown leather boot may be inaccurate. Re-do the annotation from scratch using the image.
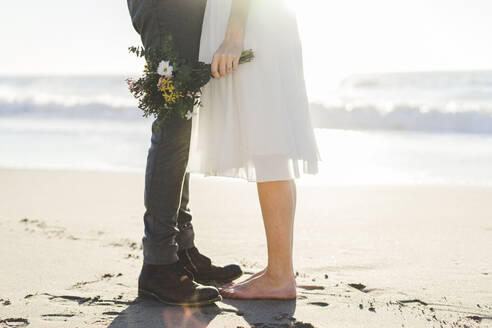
[138,261,221,306]
[178,247,243,286]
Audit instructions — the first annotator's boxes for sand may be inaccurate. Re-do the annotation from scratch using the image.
[0,169,491,327]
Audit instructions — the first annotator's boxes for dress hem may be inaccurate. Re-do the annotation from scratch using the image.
[186,160,320,183]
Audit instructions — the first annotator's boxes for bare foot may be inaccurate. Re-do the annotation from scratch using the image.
[221,268,267,288]
[220,271,296,300]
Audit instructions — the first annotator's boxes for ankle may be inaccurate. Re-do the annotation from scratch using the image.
[264,268,296,285]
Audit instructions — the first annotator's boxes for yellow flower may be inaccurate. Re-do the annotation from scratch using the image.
[144,62,151,73]
[158,77,182,104]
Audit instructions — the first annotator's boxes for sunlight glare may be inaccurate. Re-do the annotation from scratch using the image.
[286,0,299,12]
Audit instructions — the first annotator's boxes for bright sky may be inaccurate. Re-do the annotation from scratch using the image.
[1,0,491,101]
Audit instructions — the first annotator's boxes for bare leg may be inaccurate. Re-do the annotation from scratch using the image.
[220,180,297,299]
[223,182,296,288]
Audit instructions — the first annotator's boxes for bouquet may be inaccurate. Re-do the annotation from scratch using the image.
[126,34,254,128]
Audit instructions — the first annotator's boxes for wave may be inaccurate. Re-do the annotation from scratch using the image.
[2,73,492,135]
[310,103,492,134]
[0,75,135,108]
[0,100,143,121]
[2,99,492,134]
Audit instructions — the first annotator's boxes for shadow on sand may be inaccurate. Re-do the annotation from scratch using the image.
[223,299,297,327]
[107,297,297,328]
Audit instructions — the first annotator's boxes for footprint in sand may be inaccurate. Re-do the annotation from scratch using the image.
[107,239,141,250]
[308,302,329,307]
[107,239,142,259]
[18,218,78,240]
[41,313,76,321]
[348,283,367,292]
[398,299,429,306]
[297,285,325,291]
[347,282,381,294]
[0,298,11,306]
[0,318,29,327]
[71,273,123,289]
[253,320,316,328]
[41,293,134,307]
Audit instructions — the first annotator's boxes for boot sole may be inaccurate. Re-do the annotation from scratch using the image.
[138,289,222,307]
[198,272,244,287]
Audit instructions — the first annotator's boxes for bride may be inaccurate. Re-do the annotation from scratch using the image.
[187,0,321,299]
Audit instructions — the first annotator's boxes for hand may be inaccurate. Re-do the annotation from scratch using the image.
[211,1,250,79]
[211,40,243,79]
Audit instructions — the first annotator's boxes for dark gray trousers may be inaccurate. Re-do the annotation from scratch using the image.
[127,0,207,265]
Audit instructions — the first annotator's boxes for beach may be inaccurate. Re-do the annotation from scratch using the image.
[0,169,490,327]
[2,0,492,325]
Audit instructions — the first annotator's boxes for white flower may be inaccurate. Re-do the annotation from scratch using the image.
[185,111,193,120]
[157,61,173,77]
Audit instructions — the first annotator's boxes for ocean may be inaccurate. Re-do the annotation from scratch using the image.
[1,72,492,185]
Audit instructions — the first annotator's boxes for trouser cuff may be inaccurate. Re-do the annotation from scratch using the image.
[143,242,179,265]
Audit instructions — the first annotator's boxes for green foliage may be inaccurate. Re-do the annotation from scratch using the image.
[126,34,254,128]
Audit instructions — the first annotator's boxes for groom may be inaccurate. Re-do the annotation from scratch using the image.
[127,0,243,306]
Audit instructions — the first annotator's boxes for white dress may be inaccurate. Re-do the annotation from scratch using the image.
[187,0,321,182]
